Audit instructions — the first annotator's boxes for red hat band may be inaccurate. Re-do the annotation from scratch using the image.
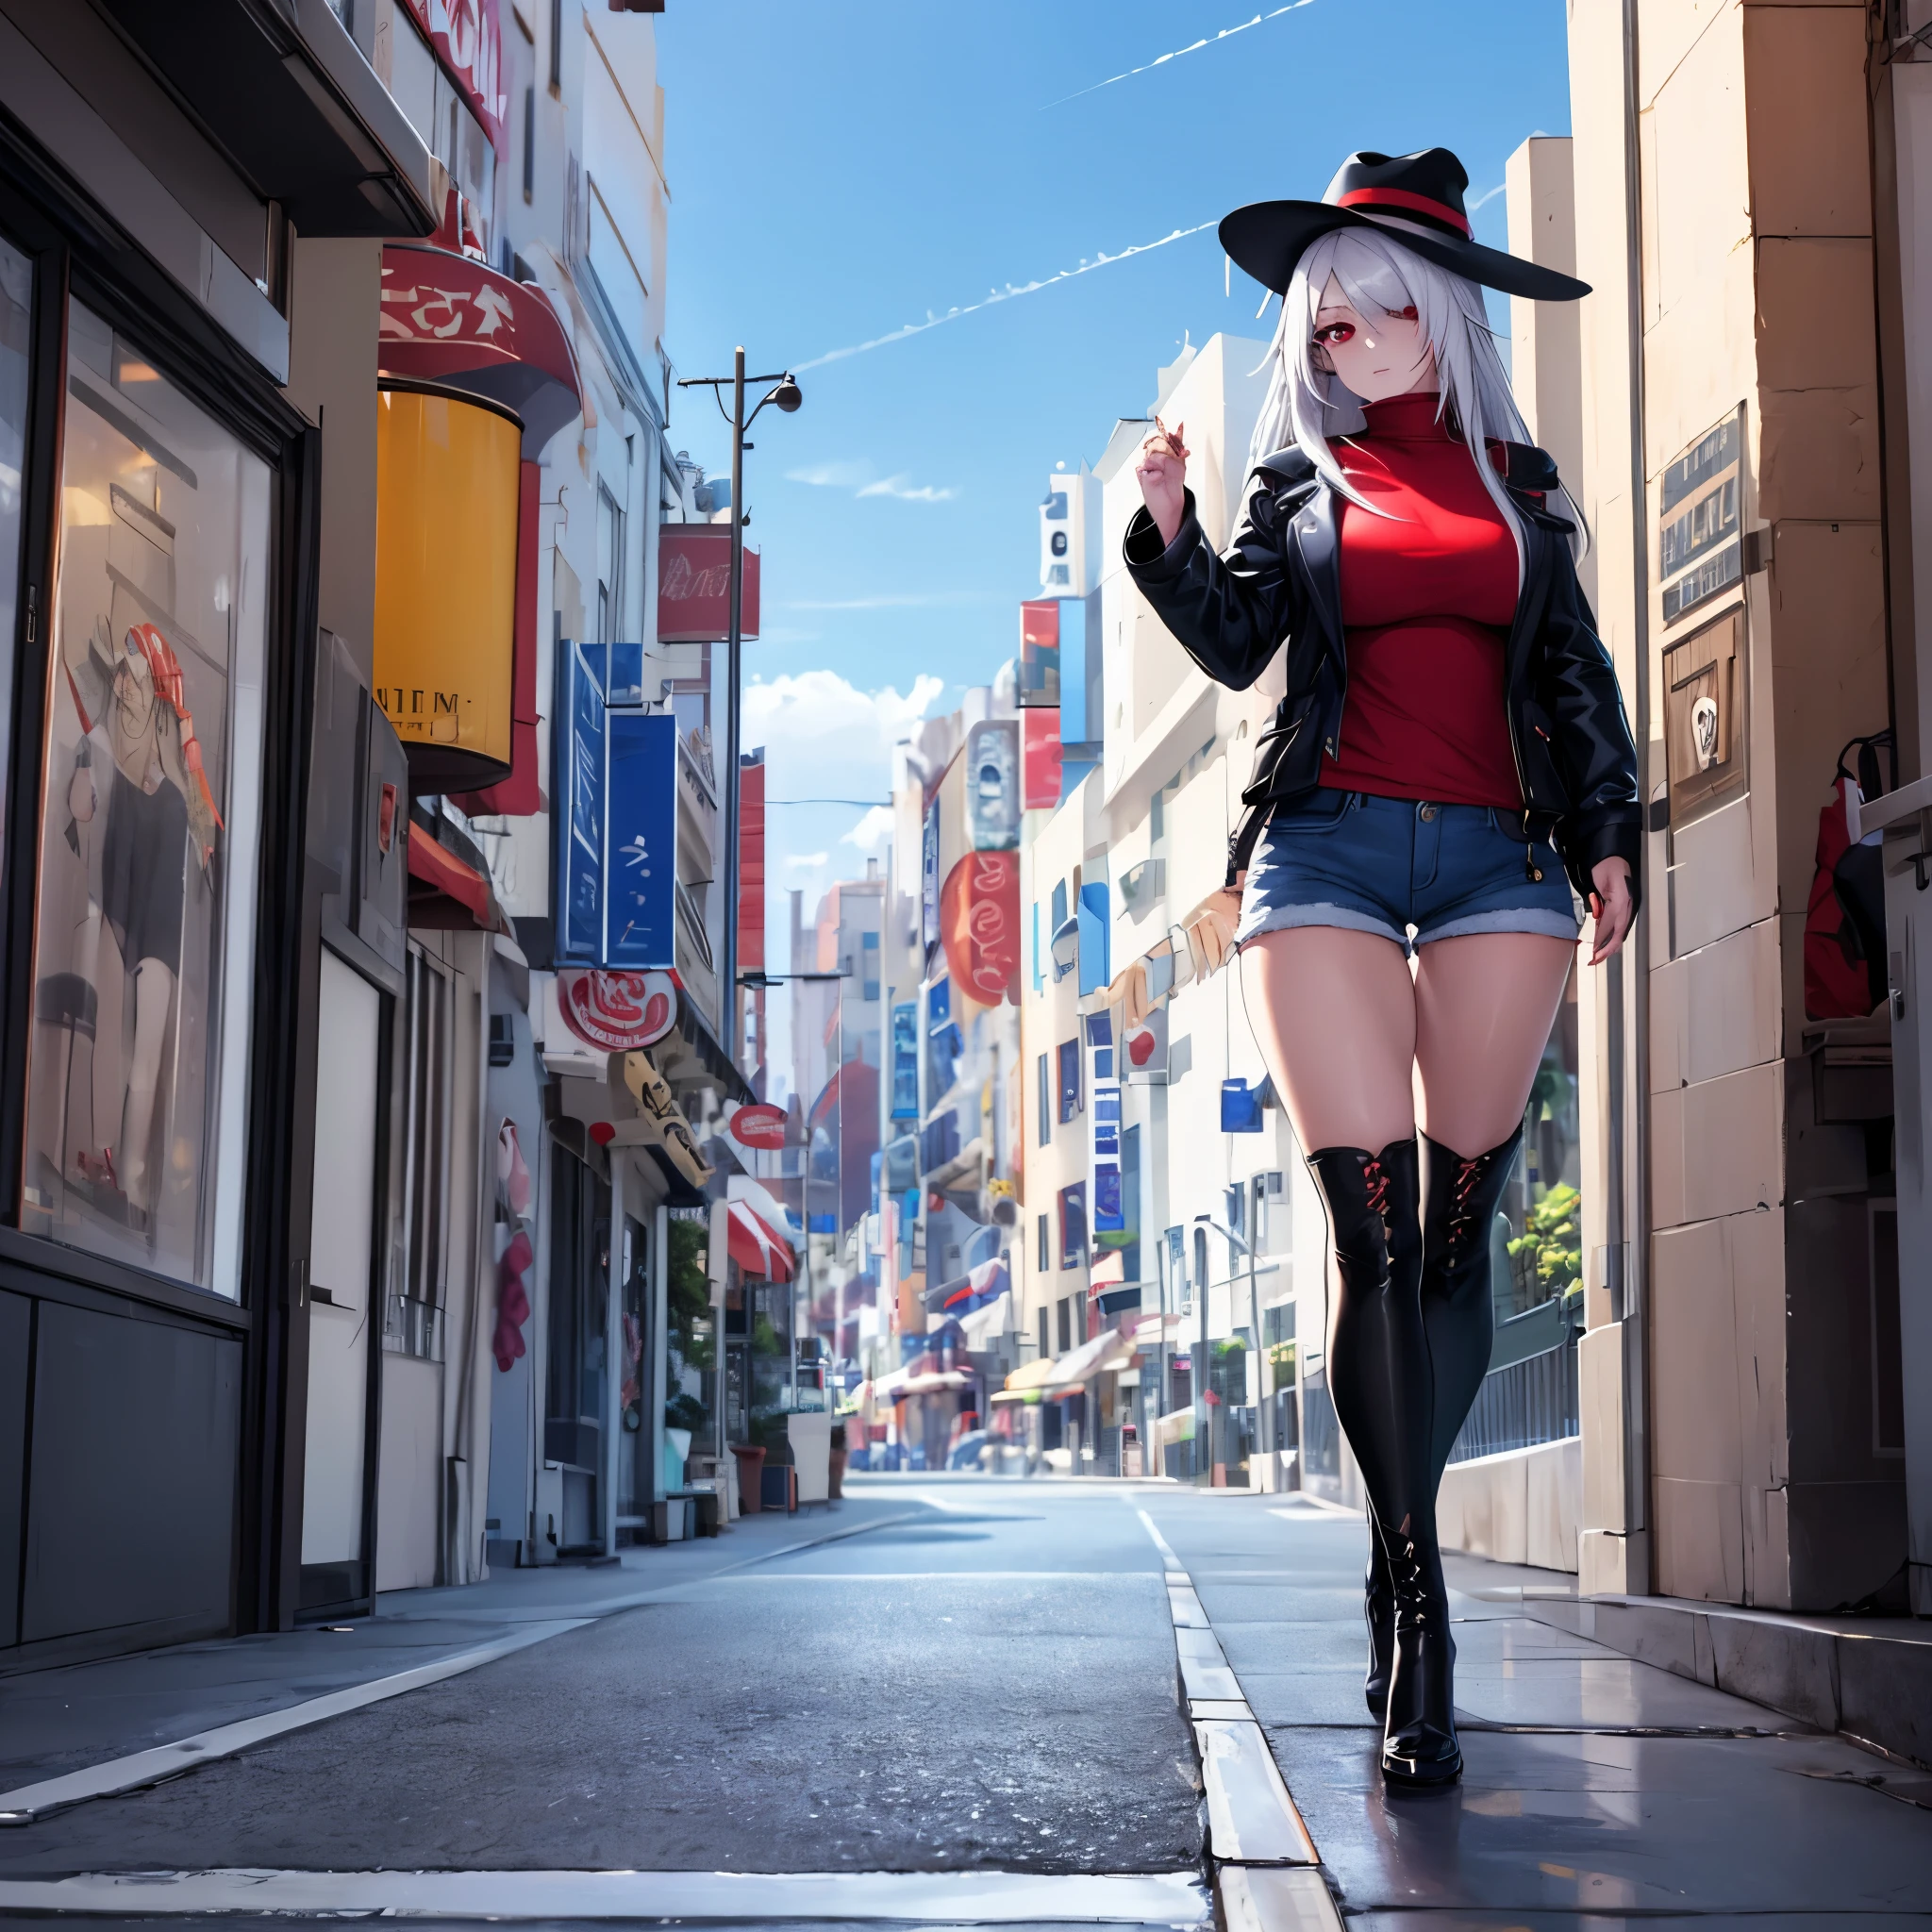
[1335,187,1472,240]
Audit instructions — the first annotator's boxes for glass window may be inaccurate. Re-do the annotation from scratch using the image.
[388,946,453,1359]
[0,237,29,843]
[595,482,623,643]
[24,302,270,1295]
[1493,962,1583,1325]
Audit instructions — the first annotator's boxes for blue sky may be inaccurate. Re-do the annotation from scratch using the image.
[654,1,1574,1042]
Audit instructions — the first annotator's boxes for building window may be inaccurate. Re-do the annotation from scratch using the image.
[1038,1305,1049,1360]
[1121,1123,1141,1285]
[548,0,562,90]
[1036,1211,1049,1273]
[0,241,27,934]
[595,482,624,641]
[1036,1052,1050,1145]
[1058,1181,1087,1270]
[387,947,453,1358]
[1057,1038,1081,1124]
[24,298,271,1296]
[1057,1296,1072,1353]
[523,84,536,201]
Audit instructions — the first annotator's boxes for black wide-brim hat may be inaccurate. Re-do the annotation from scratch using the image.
[1221,147,1590,303]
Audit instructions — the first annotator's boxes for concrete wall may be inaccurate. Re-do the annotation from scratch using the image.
[1438,1438,1583,1575]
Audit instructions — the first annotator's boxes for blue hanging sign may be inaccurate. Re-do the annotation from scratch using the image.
[607,710,677,969]
[557,641,607,964]
[553,641,679,969]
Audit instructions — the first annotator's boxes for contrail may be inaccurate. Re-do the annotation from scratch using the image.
[1043,1,1317,110]
[795,221,1218,373]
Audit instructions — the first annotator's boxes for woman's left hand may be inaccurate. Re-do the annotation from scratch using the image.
[1587,857,1634,965]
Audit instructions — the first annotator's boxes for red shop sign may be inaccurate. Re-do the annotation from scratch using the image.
[940,851,1021,1007]
[728,1103,789,1150]
[658,525,760,642]
[558,970,677,1054]
[400,0,508,150]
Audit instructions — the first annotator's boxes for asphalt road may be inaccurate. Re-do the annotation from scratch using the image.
[0,1482,1202,1881]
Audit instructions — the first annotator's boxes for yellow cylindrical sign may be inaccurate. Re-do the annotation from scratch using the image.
[373,383,519,787]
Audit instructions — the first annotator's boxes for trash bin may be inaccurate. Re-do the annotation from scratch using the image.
[730,1443,767,1514]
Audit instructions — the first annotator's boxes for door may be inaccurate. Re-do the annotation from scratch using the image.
[302,948,384,1611]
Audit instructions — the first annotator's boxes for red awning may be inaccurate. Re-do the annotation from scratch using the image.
[379,244,581,453]
[408,825,512,936]
[727,1200,794,1283]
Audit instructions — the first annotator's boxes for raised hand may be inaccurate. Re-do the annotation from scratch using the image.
[1135,415,1190,549]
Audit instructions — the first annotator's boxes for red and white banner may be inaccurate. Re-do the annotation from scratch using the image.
[557,970,677,1054]
[658,525,760,641]
[399,0,507,151]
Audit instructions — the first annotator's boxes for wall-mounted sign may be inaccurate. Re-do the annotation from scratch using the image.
[553,641,679,968]
[965,720,1020,851]
[658,525,760,641]
[1088,1009,1124,1235]
[728,1102,788,1150]
[558,970,677,1053]
[940,850,1021,1006]
[1662,608,1744,823]
[374,385,520,790]
[399,0,507,150]
[1659,408,1743,627]
[1125,1002,1169,1085]
[1023,708,1062,809]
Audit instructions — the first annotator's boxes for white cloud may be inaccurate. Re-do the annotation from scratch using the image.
[786,460,870,489]
[785,851,829,870]
[856,475,958,503]
[841,805,895,850]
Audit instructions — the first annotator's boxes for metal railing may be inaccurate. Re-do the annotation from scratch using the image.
[1446,1334,1579,1463]
[1300,1368,1341,1480]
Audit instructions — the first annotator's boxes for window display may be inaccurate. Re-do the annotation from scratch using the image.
[23,302,270,1295]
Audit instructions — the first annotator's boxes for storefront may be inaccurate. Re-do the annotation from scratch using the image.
[0,0,436,1662]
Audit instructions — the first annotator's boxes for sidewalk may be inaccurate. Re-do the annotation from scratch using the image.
[1141,1491,1932,1923]
[0,1493,912,1806]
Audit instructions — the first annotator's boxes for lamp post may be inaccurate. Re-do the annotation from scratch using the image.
[675,350,801,1071]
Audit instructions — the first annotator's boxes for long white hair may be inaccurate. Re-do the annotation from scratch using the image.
[1244,224,1586,573]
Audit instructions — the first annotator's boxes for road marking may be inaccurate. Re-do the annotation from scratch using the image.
[0,1866,1213,1923]
[1136,1507,1187,1571]
[0,1622,589,1828]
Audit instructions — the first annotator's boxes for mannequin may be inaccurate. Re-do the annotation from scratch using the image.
[62,618,222,1218]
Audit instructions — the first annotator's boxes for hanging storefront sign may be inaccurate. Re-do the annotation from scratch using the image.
[965,720,1020,851]
[1088,1009,1124,1235]
[658,525,761,641]
[1125,1002,1170,1084]
[399,0,508,149]
[1023,708,1062,809]
[1018,599,1060,708]
[553,642,679,969]
[728,1102,788,1149]
[940,850,1021,1006]
[558,970,678,1053]
[373,384,520,790]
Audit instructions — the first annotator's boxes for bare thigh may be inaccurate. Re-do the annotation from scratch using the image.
[1240,926,1417,1154]
[1413,931,1575,1157]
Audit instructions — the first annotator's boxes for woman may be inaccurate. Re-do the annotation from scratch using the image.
[1125,149,1640,1789]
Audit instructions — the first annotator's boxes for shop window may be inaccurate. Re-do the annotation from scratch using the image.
[545,1140,610,1544]
[596,481,624,643]
[24,301,270,1295]
[388,946,453,1358]
[0,238,27,860]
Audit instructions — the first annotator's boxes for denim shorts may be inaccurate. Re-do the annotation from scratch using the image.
[1235,789,1581,958]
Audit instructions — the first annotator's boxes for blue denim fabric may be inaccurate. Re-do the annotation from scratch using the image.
[1235,789,1580,957]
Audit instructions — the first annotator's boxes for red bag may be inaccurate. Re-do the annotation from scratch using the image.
[1803,735,1892,1021]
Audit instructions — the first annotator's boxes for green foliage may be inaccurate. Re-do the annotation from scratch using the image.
[1267,1340,1296,1375]
[750,1312,786,1357]
[1507,1181,1582,1296]
[664,1391,707,1437]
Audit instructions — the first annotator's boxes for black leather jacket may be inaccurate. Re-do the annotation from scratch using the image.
[1122,443,1642,908]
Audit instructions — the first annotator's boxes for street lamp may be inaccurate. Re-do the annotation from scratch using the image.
[676,349,803,1070]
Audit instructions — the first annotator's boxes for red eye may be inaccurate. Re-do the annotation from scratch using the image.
[1399,305,1418,321]
[1314,322,1356,346]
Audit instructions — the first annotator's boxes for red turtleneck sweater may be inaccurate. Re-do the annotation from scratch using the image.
[1317,391,1524,809]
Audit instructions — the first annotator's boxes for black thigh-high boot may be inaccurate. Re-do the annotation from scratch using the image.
[1306,1139,1459,1786]
[1421,1126,1524,1472]
[1361,1125,1524,1720]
